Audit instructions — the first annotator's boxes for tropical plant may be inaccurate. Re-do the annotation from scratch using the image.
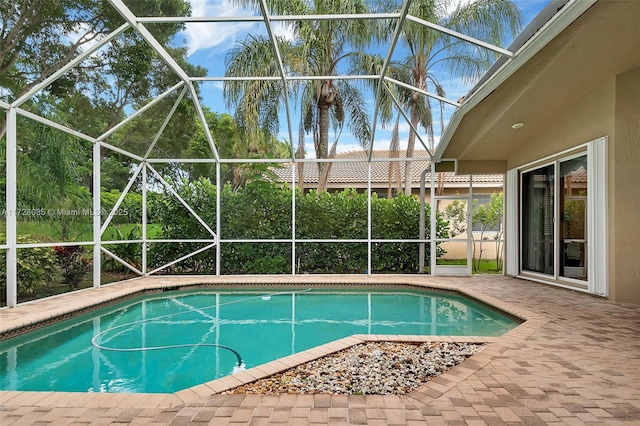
[102,225,143,272]
[187,109,290,189]
[224,0,377,192]
[444,192,504,272]
[0,234,59,300]
[17,122,93,241]
[53,245,90,289]
[475,192,504,271]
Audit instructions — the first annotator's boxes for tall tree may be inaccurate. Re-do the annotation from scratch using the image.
[224,0,375,192]
[358,0,522,194]
[400,0,521,194]
[184,109,290,189]
[0,0,194,138]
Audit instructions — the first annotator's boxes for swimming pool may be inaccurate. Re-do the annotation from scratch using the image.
[0,287,518,393]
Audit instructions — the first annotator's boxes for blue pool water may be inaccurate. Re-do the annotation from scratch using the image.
[0,287,518,393]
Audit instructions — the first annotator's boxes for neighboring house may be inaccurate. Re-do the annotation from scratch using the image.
[271,150,503,197]
[435,0,640,305]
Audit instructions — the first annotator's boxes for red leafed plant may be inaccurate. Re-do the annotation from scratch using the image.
[54,245,91,289]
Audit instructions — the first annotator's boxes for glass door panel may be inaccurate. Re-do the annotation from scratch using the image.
[436,197,471,275]
[521,165,554,275]
[560,156,587,280]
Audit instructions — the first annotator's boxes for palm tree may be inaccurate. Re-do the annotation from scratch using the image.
[361,0,522,195]
[224,0,375,192]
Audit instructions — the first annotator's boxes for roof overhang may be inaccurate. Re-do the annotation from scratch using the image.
[434,0,640,170]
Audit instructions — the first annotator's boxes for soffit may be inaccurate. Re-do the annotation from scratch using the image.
[440,0,640,162]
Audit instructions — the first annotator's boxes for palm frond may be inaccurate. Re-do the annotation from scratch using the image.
[445,0,523,47]
[337,82,372,149]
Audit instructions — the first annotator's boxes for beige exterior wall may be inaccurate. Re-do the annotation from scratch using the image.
[506,77,616,170]
[504,69,640,305]
[611,68,640,304]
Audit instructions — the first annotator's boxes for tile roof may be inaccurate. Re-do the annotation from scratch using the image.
[567,166,587,183]
[271,150,503,186]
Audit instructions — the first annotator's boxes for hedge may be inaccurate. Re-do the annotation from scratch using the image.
[147,178,449,274]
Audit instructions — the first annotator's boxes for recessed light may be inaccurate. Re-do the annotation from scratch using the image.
[512,122,524,129]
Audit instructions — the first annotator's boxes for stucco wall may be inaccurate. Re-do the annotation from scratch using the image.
[506,77,615,170]
[503,70,640,305]
[612,68,640,304]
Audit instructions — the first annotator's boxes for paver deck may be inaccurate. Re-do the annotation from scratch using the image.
[1,274,639,425]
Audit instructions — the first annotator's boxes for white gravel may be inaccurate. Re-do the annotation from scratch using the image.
[225,341,483,395]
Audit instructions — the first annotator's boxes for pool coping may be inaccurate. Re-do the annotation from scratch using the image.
[0,275,548,409]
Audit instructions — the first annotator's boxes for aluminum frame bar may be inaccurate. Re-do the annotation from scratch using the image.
[143,156,434,165]
[405,14,515,58]
[5,108,17,307]
[107,0,191,83]
[98,82,186,141]
[147,164,217,237]
[100,246,143,276]
[13,241,94,249]
[147,242,217,275]
[93,136,101,287]
[137,13,401,24]
[142,86,189,159]
[192,75,380,82]
[369,0,412,162]
[385,76,460,107]
[99,141,145,162]
[258,0,296,160]
[100,162,144,235]
[16,109,96,143]
[382,81,432,155]
[189,82,220,160]
[12,23,130,108]
[141,165,147,275]
[216,161,221,276]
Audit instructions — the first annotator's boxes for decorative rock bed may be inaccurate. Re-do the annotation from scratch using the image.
[225,341,484,395]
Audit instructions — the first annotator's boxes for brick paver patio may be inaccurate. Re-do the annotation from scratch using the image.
[1,275,639,424]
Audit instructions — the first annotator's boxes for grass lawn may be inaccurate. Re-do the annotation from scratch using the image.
[437,258,503,274]
[3,221,162,242]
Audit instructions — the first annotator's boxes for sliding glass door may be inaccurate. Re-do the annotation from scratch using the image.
[521,165,555,275]
[559,156,588,281]
[520,154,588,284]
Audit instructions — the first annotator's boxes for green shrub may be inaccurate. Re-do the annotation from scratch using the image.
[0,234,60,298]
[102,225,142,272]
[147,179,450,274]
[101,188,143,224]
[147,177,217,273]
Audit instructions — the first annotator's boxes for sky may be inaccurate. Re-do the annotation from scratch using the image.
[174,0,552,157]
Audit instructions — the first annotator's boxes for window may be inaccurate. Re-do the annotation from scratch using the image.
[559,156,588,281]
[521,164,555,276]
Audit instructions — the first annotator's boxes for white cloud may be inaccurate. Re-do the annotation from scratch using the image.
[444,0,475,17]
[182,0,297,56]
[182,0,261,55]
[271,21,295,41]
